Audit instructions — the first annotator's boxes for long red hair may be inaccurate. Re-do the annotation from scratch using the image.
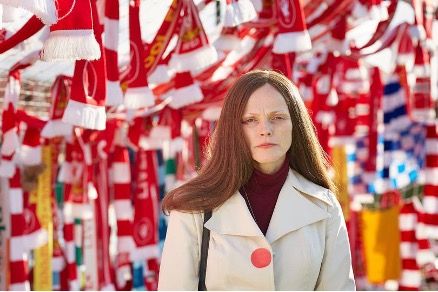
[162,70,335,213]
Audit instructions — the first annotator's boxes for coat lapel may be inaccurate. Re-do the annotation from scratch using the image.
[204,191,263,237]
[265,170,331,243]
[204,169,333,242]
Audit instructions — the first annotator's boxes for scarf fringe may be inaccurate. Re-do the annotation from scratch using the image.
[42,29,101,61]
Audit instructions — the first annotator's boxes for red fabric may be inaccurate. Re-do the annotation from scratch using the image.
[48,75,72,119]
[275,0,308,34]
[16,110,47,130]
[174,0,210,57]
[271,53,295,79]
[9,260,29,283]
[0,16,44,54]
[50,0,93,32]
[21,126,41,148]
[126,1,151,89]
[158,107,183,139]
[143,0,183,75]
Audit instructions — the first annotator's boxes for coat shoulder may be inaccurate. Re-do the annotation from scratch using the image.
[289,169,334,208]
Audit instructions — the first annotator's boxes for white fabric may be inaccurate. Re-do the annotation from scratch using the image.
[124,86,155,109]
[273,31,312,53]
[62,99,106,130]
[41,119,74,138]
[113,200,133,219]
[42,29,101,61]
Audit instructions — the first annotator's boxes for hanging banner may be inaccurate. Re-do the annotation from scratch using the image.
[33,145,53,290]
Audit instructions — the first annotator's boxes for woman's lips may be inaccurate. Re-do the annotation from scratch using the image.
[257,143,277,148]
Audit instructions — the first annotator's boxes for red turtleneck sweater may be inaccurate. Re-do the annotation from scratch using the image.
[240,159,290,235]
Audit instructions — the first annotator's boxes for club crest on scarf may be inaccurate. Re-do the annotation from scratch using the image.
[133,217,154,245]
[278,0,297,29]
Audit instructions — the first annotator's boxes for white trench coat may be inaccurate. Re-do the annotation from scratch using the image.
[158,169,356,290]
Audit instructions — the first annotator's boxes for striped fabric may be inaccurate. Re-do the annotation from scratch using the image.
[104,0,123,106]
[110,145,135,288]
[422,124,438,239]
[373,78,424,194]
[399,200,422,290]
[8,168,30,291]
[58,141,79,290]
[399,198,435,290]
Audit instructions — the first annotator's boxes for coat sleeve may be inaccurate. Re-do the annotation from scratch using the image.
[315,191,356,291]
[158,210,201,291]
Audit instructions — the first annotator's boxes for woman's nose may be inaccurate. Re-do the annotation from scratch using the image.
[259,120,273,136]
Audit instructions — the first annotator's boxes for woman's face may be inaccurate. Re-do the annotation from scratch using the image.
[241,84,293,174]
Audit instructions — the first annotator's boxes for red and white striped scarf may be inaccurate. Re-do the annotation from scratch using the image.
[104,0,123,106]
[132,149,160,289]
[110,143,135,288]
[8,167,30,291]
[62,0,107,130]
[41,75,73,138]
[422,124,438,239]
[58,139,80,290]
[411,44,435,122]
[123,0,155,110]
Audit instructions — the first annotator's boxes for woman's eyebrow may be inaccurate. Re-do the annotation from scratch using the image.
[243,111,289,116]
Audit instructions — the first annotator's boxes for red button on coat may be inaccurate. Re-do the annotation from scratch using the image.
[251,248,272,268]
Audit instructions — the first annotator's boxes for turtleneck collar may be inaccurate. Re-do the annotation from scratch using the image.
[245,158,290,192]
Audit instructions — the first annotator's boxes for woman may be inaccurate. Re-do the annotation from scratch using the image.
[158,70,355,290]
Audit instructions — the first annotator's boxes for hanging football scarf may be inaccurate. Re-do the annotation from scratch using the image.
[357,67,382,193]
[62,0,107,130]
[123,0,155,109]
[104,0,123,106]
[169,0,218,74]
[144,0,182,76]
[20,129,47,253]
[132,149,160,288]
[110,144,134,288]
[33,145,53,290]
[8,167,30,291]
[95,156,114,290]
[411,44,435,122]
[399,200,421,290]
[82,207,98,290]
[423,123,438,239]
[0,103,18,178]
[273,0,312,53]
[0,71,21,178]
[41,75,73,138]
[42,0,101,61]
[58,136,86,290]
[132,149,160,261]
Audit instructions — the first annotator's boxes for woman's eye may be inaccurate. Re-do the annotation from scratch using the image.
[243,118,256,124]
[272,116,285,120]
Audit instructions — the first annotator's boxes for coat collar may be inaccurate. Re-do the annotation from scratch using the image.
[204,169,333,243]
